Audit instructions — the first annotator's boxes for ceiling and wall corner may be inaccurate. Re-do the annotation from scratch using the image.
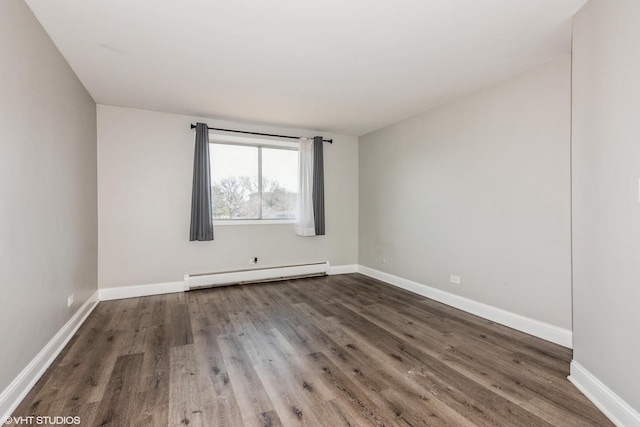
[24,0,586,136]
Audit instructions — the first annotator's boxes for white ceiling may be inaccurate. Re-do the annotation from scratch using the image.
[25,0,586,136]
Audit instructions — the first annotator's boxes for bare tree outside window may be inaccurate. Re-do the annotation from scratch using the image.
[210,143,297,220]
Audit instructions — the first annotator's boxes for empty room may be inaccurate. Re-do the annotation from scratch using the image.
[1,0,638,425]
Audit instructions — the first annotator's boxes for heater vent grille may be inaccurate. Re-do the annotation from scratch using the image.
[185,262,330,290]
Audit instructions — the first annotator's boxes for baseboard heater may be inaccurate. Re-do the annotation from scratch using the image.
[185,261,330,291]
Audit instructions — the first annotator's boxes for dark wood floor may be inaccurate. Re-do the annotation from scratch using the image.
[14,274,612,426]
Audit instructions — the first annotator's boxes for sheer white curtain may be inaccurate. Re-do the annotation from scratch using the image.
[295,138,316,236]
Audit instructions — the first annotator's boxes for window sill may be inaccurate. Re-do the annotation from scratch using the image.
[213,219,296,226]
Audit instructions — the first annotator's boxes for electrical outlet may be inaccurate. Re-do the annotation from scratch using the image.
[449,275,461,285]
[67,294,74,307]
[381,257,386,264]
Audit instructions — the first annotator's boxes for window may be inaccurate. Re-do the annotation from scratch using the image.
[210,140,298,221]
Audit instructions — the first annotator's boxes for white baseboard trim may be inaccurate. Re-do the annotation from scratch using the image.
[357,265,573,348]
[569,361,640,427]
[0,291,99,421]
[328,264,358,275]
[99,281,186,301]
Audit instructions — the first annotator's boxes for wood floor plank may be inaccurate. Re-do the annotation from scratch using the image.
[252,360,324,426]
[168,303,194,348]
[242,409,284,427]
[191,291,236,336]
[93,353,144,426]
[307,351,392,426]
[62,401,99,427]
[168,344,204,426]
[217,333,276,424]
[11,274,614,426]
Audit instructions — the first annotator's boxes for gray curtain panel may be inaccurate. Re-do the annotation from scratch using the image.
[189,123,214,241]
[312,136,325,235]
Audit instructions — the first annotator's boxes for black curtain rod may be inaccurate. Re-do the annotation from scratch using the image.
[190,124,333,143]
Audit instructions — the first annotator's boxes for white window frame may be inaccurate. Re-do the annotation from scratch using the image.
[208,133,298,226]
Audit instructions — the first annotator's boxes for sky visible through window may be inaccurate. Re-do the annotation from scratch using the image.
[211,144,257,181]
[262,147,297,193]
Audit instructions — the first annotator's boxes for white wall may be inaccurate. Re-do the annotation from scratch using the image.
[359,56,572,330]
[572,0,640,413]
[97,105,358,288]
[0,0,97,394]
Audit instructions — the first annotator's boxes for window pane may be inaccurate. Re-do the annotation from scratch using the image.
[261,148,297,219]
[210,144,259,219]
